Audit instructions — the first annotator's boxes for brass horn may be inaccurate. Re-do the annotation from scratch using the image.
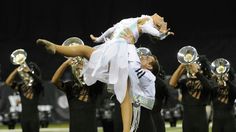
[211,58,230,76]
[137,47,152,57]
[177,46,199,77]
[211,58,230,86]
[62,37,85,85]
[177,46,198,64]
[10,49,34,86]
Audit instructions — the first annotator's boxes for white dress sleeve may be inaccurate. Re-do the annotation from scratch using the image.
[94,26,115,43]
[140,22,167,40]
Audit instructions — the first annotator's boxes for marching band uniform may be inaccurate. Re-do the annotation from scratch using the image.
[5,62,43,132]
[51,60,104,132]
[211,68,236,132]
[169,63,213,132]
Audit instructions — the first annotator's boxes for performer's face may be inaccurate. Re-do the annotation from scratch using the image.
[140,55,155,70]
[152,13,168,33]
[152,14,163,26]
[152,13,163,23]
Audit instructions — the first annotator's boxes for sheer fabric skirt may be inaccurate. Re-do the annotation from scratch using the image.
[82,38,140,103]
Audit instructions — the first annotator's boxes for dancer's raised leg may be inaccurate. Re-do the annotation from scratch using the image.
[36,39,94,60]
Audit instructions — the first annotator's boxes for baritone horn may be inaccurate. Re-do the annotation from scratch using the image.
[177,46,199,77]
[10,49,34,86]
[62,37,85,85]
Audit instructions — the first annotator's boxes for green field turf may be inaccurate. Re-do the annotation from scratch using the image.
[0,122,212,132]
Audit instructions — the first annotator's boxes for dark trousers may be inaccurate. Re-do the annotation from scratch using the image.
[113,98,156,132]
[152,111,165,132]
[183,106,208,132]
[212,110,236,132]
[21,119,39,132]
[69,102,97,132]
[113,99,123,132]
[137,107,156,132]
[101,119,114,132]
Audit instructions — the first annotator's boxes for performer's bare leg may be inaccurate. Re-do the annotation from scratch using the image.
[36,39,94,60]
[121,82,132,132]
[37,38,133,132]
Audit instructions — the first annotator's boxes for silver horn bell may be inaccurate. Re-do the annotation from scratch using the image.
[10,49,34,87]
[177,46,199,78]
[177,46,198,64]
[11,49,27,65]
[211,58,230,76]
[62,37,85,86]
[62,37,84,47]
[137,47,152,57]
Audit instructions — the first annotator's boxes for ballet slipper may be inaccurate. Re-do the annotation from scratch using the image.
[36,39,56,54]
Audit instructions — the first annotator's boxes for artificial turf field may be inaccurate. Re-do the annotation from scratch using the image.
[0,122,213,132]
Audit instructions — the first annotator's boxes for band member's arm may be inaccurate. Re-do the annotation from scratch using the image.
[195,72,216,90]
[169,64,185,88]
[28,70,42,84]
[5,68,18,86]
[227,81,236,97]
[156,75,169,97]
[51,59,71,88]
[156,75,167,88]
[156,75,170,104]
[90,26,115,43]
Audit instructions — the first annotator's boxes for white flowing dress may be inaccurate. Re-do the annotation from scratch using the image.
[82,15,167,103]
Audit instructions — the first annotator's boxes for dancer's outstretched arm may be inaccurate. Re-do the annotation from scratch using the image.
[36,39,94,60]
[140,20,174,40]
[90,26,115,43]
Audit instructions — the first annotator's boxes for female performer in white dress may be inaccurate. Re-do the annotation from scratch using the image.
[37,13,174,132]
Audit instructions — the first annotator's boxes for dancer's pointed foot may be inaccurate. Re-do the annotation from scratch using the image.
[36,39,56,54]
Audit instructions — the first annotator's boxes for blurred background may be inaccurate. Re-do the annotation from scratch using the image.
[0,0,235,79]
[0,0,235,131]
